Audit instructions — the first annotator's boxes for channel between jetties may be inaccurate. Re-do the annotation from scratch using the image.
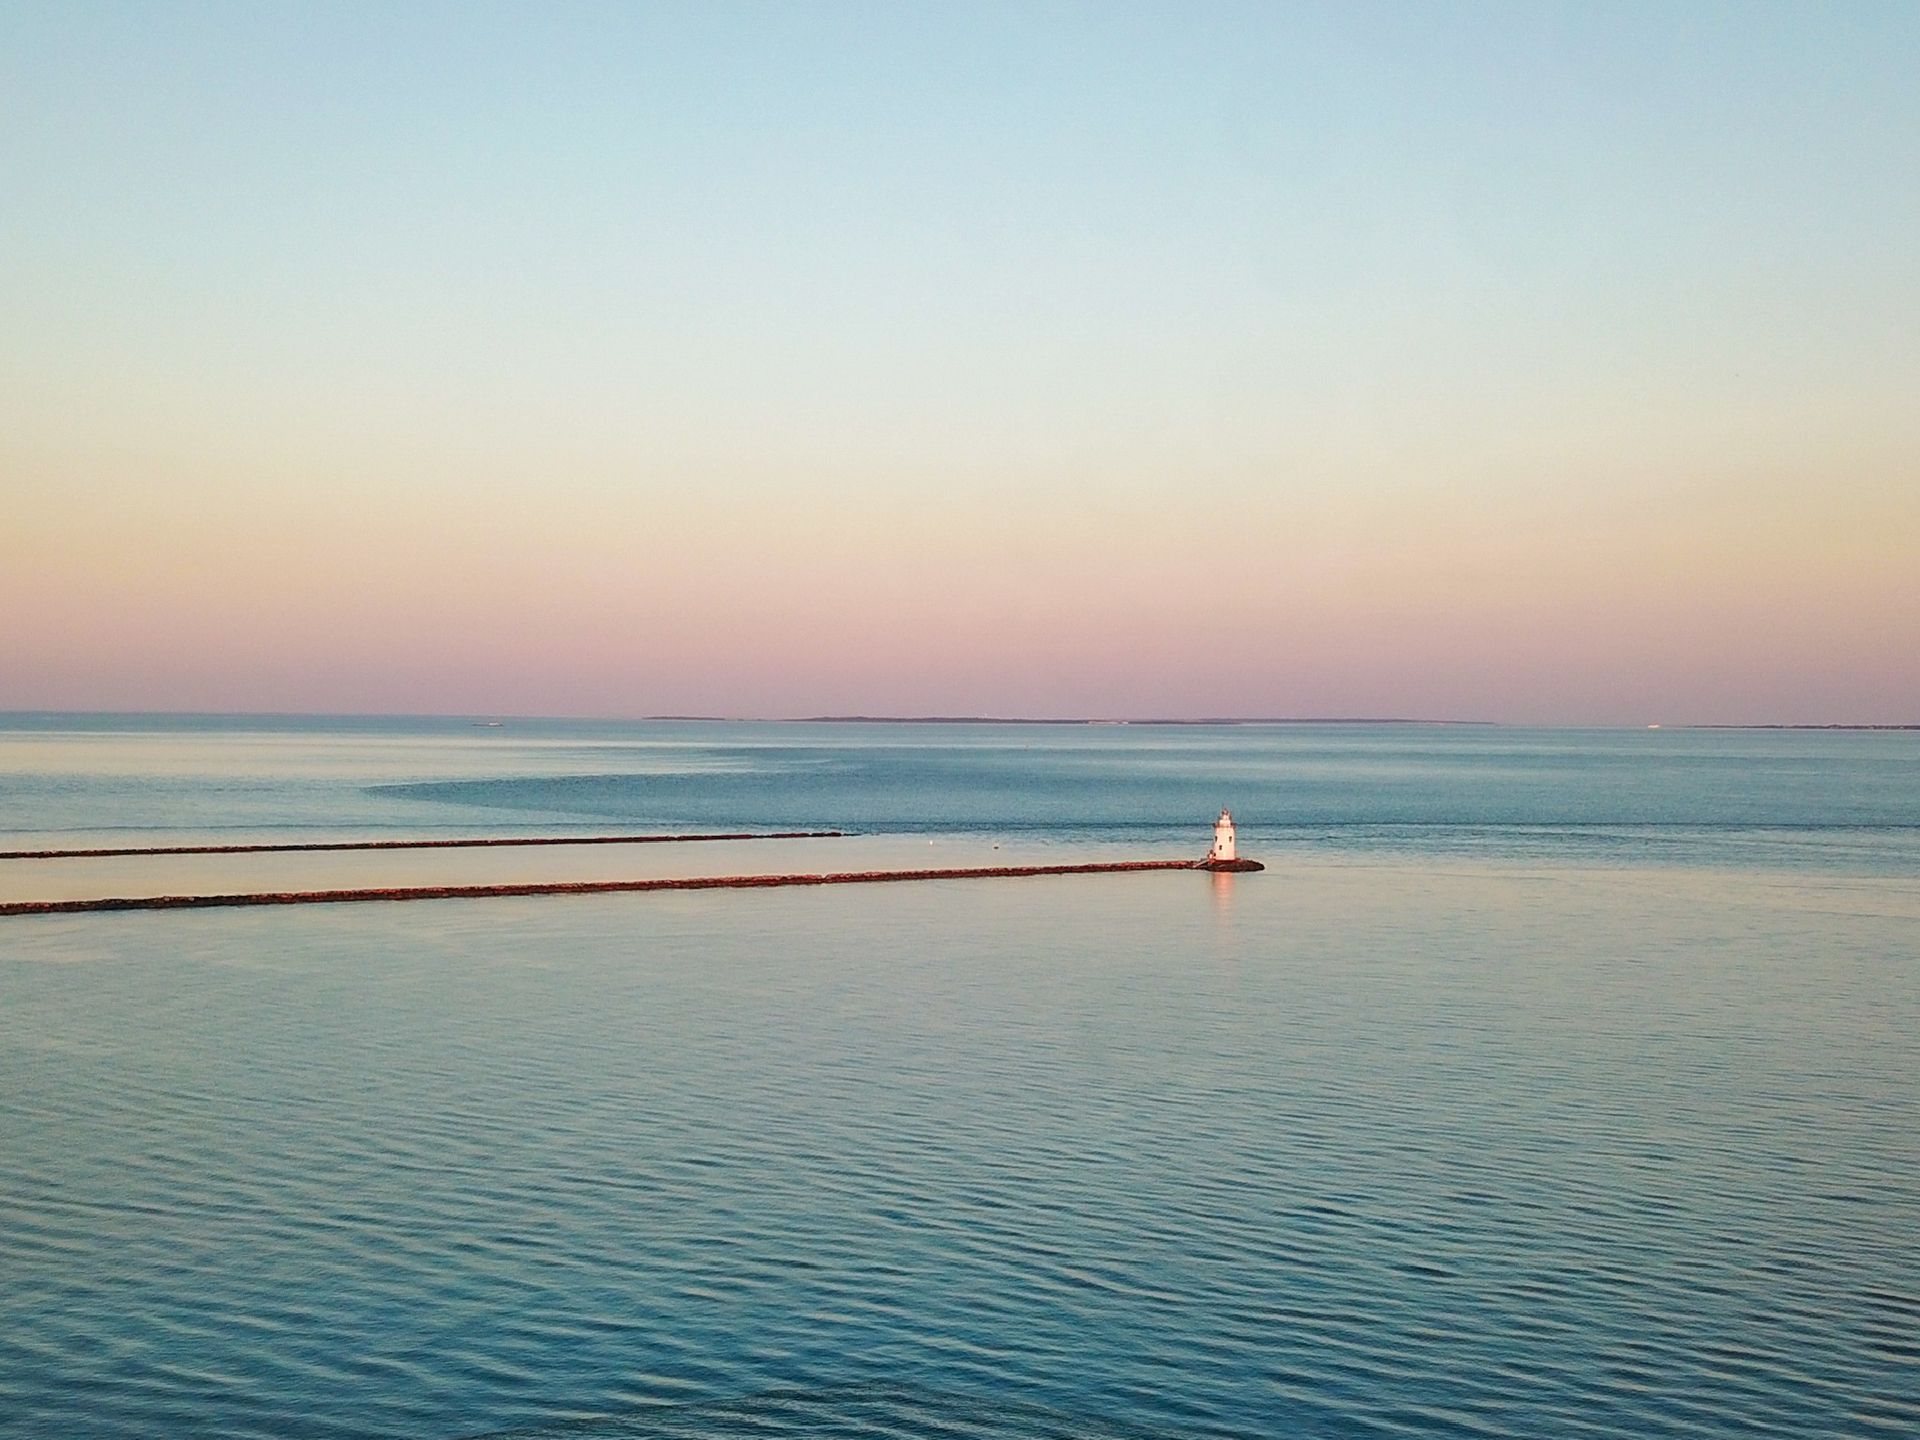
[0,858,1262,917]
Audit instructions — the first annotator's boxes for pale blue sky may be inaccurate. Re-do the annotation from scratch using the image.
[3,2,1917,720]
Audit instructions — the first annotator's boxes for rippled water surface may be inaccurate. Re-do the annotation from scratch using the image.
[1,718,1916,1437]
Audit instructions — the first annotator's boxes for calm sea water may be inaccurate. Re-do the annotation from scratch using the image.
[3,714,1918,871]
[2,717,1916,1437]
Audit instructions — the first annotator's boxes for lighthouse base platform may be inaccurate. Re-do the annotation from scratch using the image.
[1198,858,1264,873]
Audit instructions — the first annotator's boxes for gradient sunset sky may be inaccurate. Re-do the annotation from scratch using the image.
[3,1,1916,724]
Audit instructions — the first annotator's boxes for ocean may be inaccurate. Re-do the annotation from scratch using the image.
[1,716,1915,1437]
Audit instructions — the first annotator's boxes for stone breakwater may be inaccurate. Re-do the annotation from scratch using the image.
[0,858,1262,917]
[0,831,844,861]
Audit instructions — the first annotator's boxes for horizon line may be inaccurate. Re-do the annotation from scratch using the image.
[1,708,1916,731]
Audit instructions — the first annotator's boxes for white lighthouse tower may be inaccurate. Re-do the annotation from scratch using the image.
[1207,809,1237,864]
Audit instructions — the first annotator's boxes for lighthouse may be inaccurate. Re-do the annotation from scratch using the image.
[1200,809,1262,872]
[1208,810,1236,863]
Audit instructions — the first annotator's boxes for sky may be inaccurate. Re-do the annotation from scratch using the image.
[3,1,1917,724]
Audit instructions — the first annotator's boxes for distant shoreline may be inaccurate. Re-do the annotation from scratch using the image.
[656,715,1498,726]
[1689,724,1920,732]
[1,712,1913,730]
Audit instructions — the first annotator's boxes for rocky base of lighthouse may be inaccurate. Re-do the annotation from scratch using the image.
[1198,858,1264,872]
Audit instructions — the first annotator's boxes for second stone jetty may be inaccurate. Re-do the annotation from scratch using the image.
[1,831,843,862]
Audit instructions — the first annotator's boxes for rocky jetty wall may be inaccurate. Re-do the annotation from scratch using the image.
[0,859,1231,918]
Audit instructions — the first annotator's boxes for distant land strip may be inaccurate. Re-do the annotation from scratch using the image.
[658,715,1495,725]
[0,831,843,862]
[1692,724,1919,731]
[0,859,1241,917]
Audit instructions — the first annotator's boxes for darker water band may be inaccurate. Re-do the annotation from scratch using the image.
[0,859,1258,917]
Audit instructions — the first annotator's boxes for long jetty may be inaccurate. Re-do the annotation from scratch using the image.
[0,831,843,861]
[0,860,1230,917]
